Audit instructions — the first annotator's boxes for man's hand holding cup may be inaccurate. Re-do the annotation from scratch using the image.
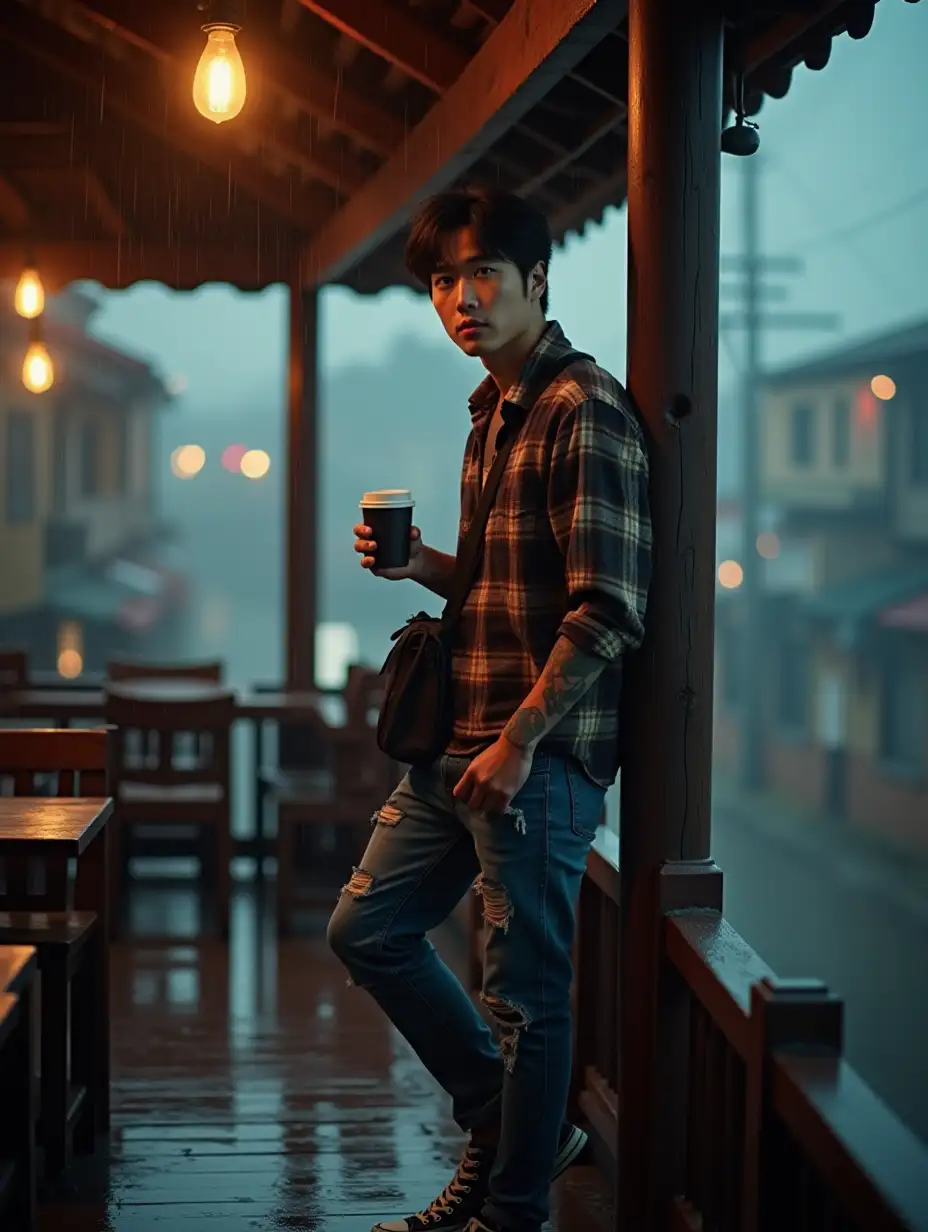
[355,489,423,581]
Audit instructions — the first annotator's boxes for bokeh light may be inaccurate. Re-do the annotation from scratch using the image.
[171,444,206,478]
[870,374,896,401]
[222,443,248,472]
[718,560,744,589]
[240,448,270,479]
[756,532,780,560]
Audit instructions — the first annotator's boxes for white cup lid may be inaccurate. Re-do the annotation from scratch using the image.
[360,489,415,508]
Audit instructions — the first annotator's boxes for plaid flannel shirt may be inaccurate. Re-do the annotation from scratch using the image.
[446,320,652,787]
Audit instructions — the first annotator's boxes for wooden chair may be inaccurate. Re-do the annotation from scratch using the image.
[107,660,224,770]
[0,949,37,1231]
[271,667,399,935]
[0,728,110,1181]
[0,649,28,693]
[106,658,223,682]
[104,689,236,937]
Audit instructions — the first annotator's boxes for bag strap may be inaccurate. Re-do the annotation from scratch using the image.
[440,350,592,634]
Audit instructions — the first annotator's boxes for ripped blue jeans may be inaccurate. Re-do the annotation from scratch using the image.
[326,751,604,1231]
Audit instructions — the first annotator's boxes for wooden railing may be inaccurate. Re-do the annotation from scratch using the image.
[568,832,928,1232]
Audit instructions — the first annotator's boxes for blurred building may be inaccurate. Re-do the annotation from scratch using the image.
[0,286,185,676]
[715,318,928,853]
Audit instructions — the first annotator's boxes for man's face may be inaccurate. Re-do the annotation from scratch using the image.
[429,225,545,358]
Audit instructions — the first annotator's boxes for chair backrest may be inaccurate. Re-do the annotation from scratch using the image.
[107,658,224,683]
[0,649,28,691]
[343,665,385,734]
[0,727,110,909]
[104,689,235,790]
[0,727,109,796]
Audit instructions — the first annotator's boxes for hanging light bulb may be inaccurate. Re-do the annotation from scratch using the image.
[22,341,54,394]
[193,23,246,123]
[14,267,44,319]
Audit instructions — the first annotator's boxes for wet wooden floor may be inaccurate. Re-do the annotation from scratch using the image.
[38,879,613,1231]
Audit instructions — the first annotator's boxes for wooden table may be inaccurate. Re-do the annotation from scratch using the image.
[0,946,37,1229]
[0,798,113,934]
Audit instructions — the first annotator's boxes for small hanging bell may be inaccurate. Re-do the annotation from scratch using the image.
[721,63,760,156]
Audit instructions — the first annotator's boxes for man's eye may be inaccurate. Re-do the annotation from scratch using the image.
[475,267,495,276]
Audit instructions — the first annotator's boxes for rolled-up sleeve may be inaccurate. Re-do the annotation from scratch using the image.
[547,397,652,661]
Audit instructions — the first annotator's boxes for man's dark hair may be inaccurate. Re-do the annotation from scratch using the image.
[405,188,553,314]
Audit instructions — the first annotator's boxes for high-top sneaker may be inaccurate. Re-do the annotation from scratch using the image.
[372,1122,588,1232]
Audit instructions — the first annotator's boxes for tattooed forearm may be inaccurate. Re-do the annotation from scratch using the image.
[502,636,608,750]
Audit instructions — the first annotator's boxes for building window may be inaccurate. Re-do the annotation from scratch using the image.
[52,413,69,514]
[912,405,928,487]
[5,412,35,526]
[832,396,851,467]
[790,403,815,467]
[79,421,101,498]
[881,635,925,771]
[776,626,810,731]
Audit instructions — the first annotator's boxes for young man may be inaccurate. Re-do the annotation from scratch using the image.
[327,189,651,1232]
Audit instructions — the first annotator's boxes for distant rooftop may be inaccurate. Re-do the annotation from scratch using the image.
[764,317,928,388]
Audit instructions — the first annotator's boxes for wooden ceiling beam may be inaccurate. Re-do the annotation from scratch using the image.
[296,0,469,93]
[14,0,370,195]
[0,15,329,232]
[301,0,627,285]
[14,168,125,238]
[0,239,296,292]
[48,0,404,160]
[516,103,626,201]
[0,176,30,231]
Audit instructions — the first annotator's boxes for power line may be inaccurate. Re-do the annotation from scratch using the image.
[781,171,928,252]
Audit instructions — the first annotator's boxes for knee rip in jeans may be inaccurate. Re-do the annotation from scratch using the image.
[341,866,374,898]
[472,873,512,933]
[481,992,530,1073]
[371,802,403,827]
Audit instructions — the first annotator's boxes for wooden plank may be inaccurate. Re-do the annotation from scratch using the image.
[301,0,627,284]
[298,0,470,92]
[0,241,294,293]
[0,174,29,230]
[665,912,774,1059]
[13,168,125,237]
[771,1054,928,1232]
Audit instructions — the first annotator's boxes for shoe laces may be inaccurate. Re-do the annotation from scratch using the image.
[414,1145,486,1224]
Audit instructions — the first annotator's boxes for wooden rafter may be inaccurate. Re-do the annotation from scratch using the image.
[46,0,405,161]
[297,0,469,93]
[14,169,125,237]
[15,0,370,196]
[516,103,626,200]
[0,13,330,232]
[0,240,295,292]
[301,0,628,285]
[0,176,29,231]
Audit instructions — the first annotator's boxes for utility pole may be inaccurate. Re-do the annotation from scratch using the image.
[721,153,838,793]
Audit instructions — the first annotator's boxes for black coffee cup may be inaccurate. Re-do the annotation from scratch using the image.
[360,489,415,570]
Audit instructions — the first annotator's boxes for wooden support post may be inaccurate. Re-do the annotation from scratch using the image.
[286,281,319,690]
[618,0,725,1226]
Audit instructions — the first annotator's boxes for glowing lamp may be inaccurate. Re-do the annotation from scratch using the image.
[193,24,246,124]
[14,267,44,319]
[22,341,54,394]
